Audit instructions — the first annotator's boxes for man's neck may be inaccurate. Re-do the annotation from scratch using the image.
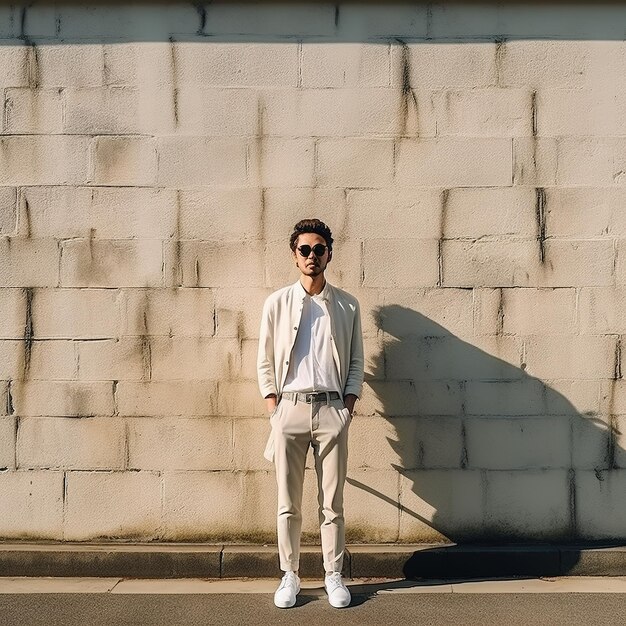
[300,273,326,296]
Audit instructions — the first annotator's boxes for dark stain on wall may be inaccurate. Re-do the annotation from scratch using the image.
[172,86,179,127]
[259,187,267,242]
[194,257,200,287]
[256,96,266,191]
[124,419,130,469]
[20,8,36,85]
[174,189,182,286]
[21,193,31,239]
[606,337,622,470]
[6,380,14,415]
[235,310,245,350]
[600,336,622,474]
[141,334,152,381]
[226,351,234,379]
[359,240,365,286]
[140,318,152,382]
[13,413,19,469]
[256,96,265,136]
[87,227,95,261]
[3,95,13,136]
[460,419,468,469]
[494,37,506,86]
[103,45,112,85]
[529,90,539,184]
[416,440,425,468]
[62,471,68,512]
[438,188,449,286]
[395,38,419,137]
[23,287,34,379]
[133,290,152,382]
[20,8,40,89]
[66,385,94,418]
[568,467,577,537]
[169,36,179,127]
[69,228,97,286]
[436,240,443,287]
[535,187,546,263]
[439,188,449,239]
[19,5,29,37]
[496,288,505,335]
[112,379,119,416]
[425,4,433,39]
[27,42,39,89]
[193,3,207,35]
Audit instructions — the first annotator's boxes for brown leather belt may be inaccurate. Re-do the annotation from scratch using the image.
[281,391,341,404]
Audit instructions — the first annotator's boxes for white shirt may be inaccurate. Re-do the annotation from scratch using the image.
[257,279,364,399]
[282,281,342,394]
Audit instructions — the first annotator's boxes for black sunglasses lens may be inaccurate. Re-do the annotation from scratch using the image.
[298,244,327,257]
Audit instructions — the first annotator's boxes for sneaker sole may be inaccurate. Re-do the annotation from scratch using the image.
[328,597,351,608]
[274,599,297,608]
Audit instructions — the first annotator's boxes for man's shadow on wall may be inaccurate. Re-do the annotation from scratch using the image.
[352,304,623,578]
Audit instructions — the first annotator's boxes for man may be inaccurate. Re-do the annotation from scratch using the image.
[257,219,364,609]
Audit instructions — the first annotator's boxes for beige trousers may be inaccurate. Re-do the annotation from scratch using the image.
[269,394,352,574]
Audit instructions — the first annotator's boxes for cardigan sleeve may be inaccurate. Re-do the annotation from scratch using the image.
[257,296,278,398]
[343,299,364,398]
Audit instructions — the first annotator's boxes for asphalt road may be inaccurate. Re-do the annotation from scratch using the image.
[1,592,625,626]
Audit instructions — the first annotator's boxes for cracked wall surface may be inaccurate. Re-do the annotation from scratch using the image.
[0,2,625,545]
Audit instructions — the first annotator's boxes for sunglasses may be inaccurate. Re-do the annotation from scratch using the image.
[297,244,328,257]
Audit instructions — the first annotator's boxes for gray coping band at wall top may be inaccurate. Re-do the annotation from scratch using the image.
[1,543,626,580]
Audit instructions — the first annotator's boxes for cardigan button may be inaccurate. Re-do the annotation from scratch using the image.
[293,326,297,330]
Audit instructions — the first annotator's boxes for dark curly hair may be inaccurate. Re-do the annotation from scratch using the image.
[289,219,334,252]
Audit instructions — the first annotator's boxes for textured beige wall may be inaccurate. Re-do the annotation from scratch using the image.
[1,2,625,543]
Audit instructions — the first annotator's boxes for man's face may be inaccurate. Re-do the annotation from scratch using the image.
[293,232,331,277]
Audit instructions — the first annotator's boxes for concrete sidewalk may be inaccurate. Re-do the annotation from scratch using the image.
[1,542,625,579]
[3,579,626,626]
[2,576,626,595]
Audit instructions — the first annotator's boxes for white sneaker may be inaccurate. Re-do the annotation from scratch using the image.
[274,571,300,608]
[325,572,351,608]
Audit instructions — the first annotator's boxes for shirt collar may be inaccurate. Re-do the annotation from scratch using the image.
[295,279,331,301]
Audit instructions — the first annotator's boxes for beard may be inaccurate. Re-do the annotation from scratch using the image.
[304,261,325,275]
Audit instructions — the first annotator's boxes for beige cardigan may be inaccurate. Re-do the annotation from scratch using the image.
[257,279,364,400]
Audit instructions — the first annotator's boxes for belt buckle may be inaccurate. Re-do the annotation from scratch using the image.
[306,393,314,403]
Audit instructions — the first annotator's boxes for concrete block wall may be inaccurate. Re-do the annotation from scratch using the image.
[1,1,625,544]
